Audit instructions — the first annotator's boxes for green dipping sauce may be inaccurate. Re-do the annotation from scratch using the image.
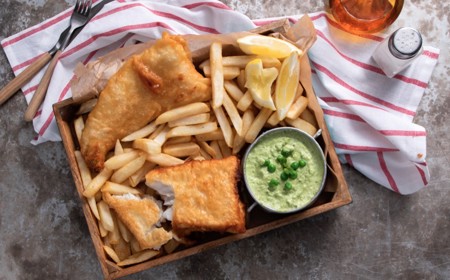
[244,129,325,213]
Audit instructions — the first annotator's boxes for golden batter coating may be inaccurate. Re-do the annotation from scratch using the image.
[103,192,172,250]
[80,33,211,171]
[145,156,246,237]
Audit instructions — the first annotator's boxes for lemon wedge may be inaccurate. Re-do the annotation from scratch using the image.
[275,51,300,120]
[237,35,303,59]
[245,59,278,110]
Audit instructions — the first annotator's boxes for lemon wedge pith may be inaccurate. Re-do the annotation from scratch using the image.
[245,59,278,110]
[275,51,300,120]
[237,35,303,59]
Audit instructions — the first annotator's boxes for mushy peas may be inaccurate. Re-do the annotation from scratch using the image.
[244,129,325,213]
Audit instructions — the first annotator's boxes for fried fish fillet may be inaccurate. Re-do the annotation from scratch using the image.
[80,33,211,171]
[145,156,246,237]
[103,192,172,250]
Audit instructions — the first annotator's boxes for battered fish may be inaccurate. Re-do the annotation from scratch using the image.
[145,156,246,237]
[80,33,211,171]
[103,192,172,250]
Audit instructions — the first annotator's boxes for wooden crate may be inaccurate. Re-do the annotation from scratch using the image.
[53,20,351,279]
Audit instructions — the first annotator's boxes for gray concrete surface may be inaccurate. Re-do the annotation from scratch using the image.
[0,0,449,279]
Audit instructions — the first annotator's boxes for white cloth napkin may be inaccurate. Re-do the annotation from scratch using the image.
[306,13,439,194]
[1,1,439,194]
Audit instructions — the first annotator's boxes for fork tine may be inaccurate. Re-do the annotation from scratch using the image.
[82,0,92,15]
[81,0,92,16]
[74,0,81,12]
[86,0,93,14]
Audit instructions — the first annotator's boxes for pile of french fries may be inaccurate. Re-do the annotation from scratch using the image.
[72,39,318,267]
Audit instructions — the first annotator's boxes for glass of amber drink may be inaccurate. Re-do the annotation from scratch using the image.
[329,0,404,34]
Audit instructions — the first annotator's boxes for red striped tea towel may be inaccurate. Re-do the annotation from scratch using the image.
[1,2,439,194]
[305,12,439,194]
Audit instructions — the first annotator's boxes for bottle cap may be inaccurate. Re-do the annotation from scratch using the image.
[388,27,422,59]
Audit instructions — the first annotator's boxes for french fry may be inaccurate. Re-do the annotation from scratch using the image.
[245,108,273,143]
[129,161,157,187]
[159,102,210,124]
[121,121,158,142]
[148,124,166,140]
[74,151,92,188]
[224,80,244,102]
[111,155,146,184]
[129,236,142,254]
[267,111,282,127]
[163,239,180,254]
[97,200,114,232]
[114,140,124,155]
[212,105,233,147]
[167,113,210,128]
[285,117,317,136]
[103,236,111,247]
[155,102,210,125]
[88,196,100,220]
[187,154,205,161]
[146,153,185,167]
[118,179,133,188]
[197,141,216,158]
[164,136,192,145]
[132,139,162,155]
[162,142,200,158]
[236,69,246,92]
[222,91,243,136]
[94,190,103,202]
[286,95,308,120]
[166,122,217,138]
[152,124,171,146]
[232,109,255,154]
[200,56,281,69]
[223,55,281,68]
[210,141,223,159]
[218,140,231,158]
[74,116,84,143]
[103,245,121,263]
[108,211,121,245]
[83,168,113,198]
[76,98,97,115]
[104,151,139,170]
[210,42,224,108]
[198,147,212,160]
[236,90,254,112]
[202,65,240,80]
[300,107,318,128]
[117,217,131,243]
[117,250,160,266]
[195,129,225,142]
[122,147,135,153]
[113,235,131,261]
[101,181,142,195]
[98,220,108,237]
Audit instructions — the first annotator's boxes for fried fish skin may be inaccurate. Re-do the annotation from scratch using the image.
[145,156,246,237]
[80,33,211,171]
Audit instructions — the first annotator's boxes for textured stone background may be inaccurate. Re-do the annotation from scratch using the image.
[0,0,449,279]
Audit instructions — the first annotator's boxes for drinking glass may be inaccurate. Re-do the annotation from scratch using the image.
[329,0,404,34]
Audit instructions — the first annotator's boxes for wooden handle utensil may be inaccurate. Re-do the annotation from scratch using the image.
[24,50,62,121]
[0,53,52,106]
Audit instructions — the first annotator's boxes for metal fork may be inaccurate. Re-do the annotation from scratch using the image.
[23,0,92,121]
